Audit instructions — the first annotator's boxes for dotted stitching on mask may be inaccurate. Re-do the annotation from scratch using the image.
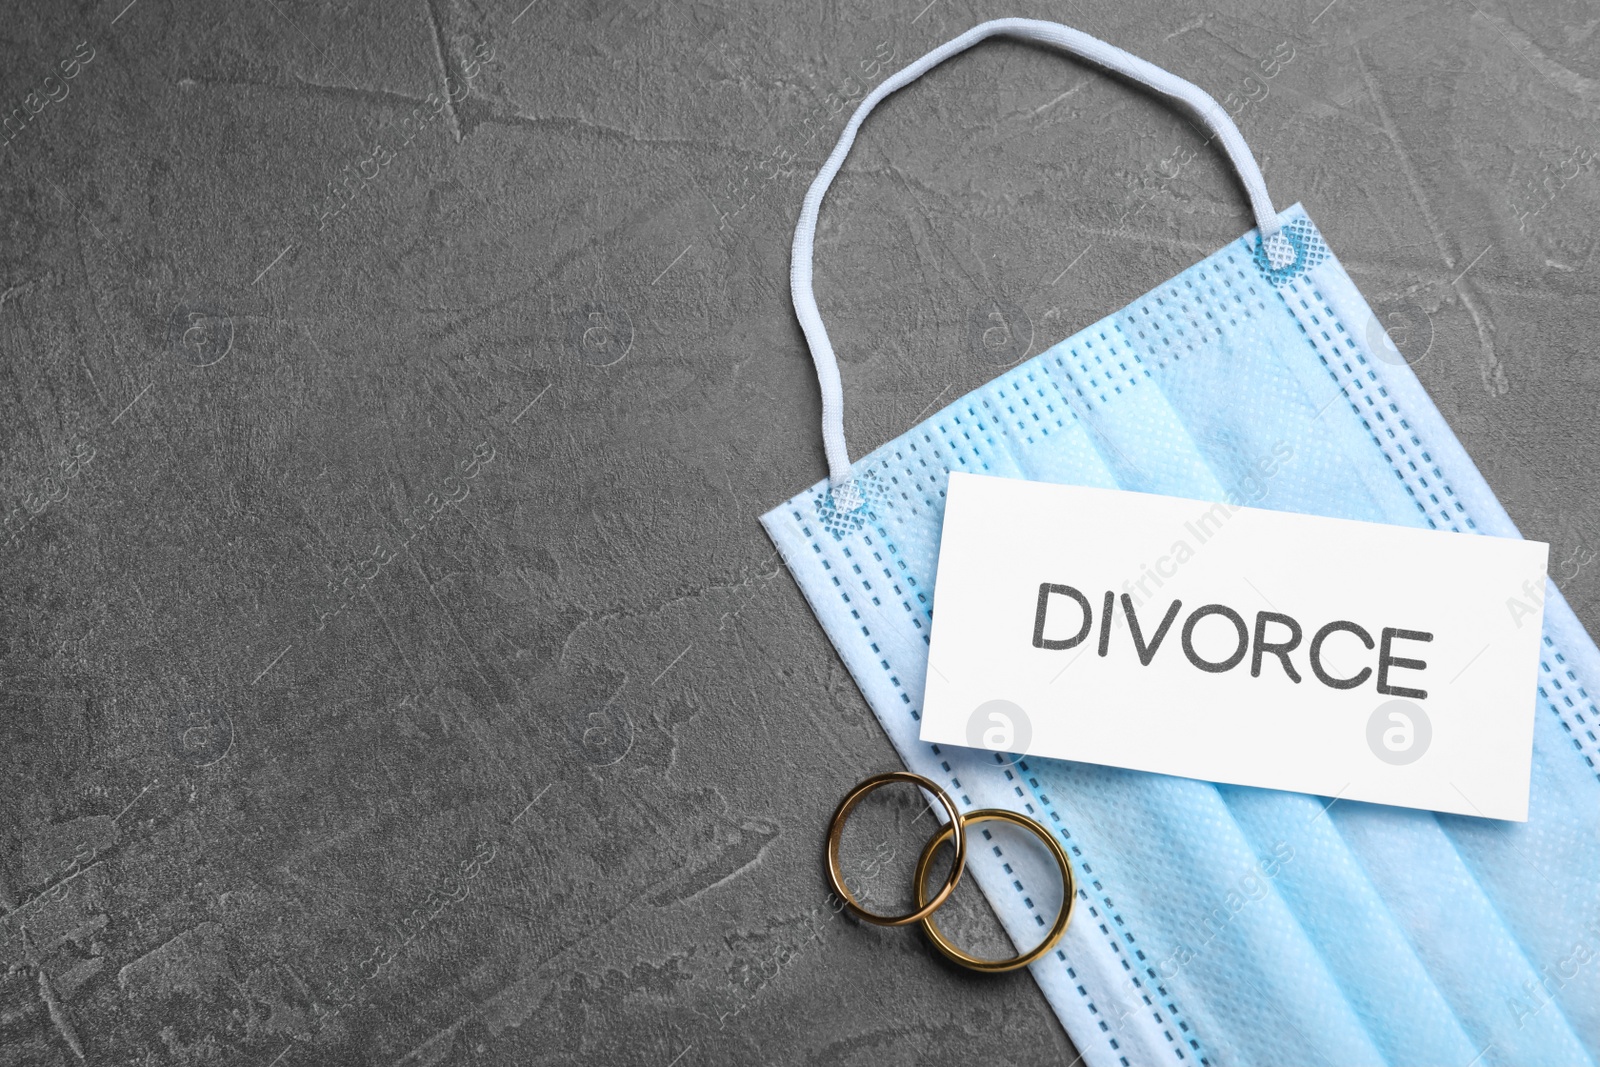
[988,378,1071,446]
[1006,755,1206,1065]
[1290,287,1461,532]
[1538,639,1600,774]
[931,408,998,476]
[1271,257,1471,535]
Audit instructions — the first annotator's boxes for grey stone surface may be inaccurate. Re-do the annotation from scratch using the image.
[1,0,1596,1063]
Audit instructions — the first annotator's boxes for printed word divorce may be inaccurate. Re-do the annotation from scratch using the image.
[1031,584,1434,698]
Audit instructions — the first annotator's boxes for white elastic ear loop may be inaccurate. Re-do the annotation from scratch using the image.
[792,17,1283,490]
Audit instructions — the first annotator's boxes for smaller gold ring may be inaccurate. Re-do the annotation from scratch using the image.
[825,771,967,927]
[913,808,1076,973]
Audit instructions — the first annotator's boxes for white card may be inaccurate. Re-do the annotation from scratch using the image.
[919,472,1550,821]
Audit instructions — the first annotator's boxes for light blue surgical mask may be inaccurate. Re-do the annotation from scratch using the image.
[763,19,1600,1067]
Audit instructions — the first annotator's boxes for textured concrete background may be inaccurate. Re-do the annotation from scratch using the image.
[1,0,1597,1063]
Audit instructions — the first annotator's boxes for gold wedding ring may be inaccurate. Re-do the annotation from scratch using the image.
[825,771,966,926]
[913,808,1076,972]
[826,774,1077,972]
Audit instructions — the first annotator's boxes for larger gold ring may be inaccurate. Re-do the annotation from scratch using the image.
[825,771,966,927]
[913,808,1076,972]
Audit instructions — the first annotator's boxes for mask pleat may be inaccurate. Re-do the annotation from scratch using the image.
[1025,758,1389,1066]
[1034,331,1229,502]
[978,376,1121,491]
[1133,259,1396,524]
[1219,785,1483,1064]
[1437,677,1600,1050]
[1332,801,1594,1065]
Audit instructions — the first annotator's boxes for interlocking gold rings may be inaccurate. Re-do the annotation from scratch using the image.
[825,774,1076,972]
